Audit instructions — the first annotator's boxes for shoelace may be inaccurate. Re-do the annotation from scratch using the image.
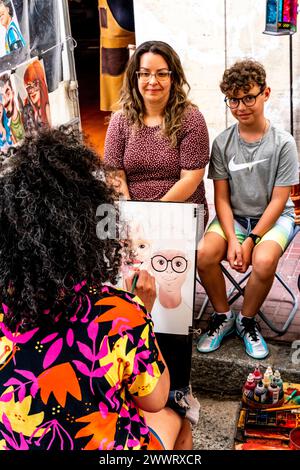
[206,313,227,336]
[240,317,261,342]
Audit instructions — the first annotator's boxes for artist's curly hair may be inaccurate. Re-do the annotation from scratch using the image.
[220,58,266,96]
[0,128,122,331]
[118,40,195,147]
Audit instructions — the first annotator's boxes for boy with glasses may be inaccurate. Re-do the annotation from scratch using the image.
[197,59,299,359]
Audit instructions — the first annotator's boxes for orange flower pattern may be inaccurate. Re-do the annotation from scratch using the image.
[0,285,164,450]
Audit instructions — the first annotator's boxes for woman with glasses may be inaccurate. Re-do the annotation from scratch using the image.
[23,59,51,132]
[104,40,209,428]
[197,59,298,360]
[104,40,209,224]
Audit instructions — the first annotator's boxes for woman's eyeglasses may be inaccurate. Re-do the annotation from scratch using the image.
[136,70,172,82]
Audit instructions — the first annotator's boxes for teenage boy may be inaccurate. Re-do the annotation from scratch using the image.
[197,59,299,359]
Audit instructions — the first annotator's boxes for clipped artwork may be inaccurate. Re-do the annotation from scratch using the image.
[13,57,52,132]
[0,69,23,148]
[0,0,25,58]
[0,58,51,153]
[118,200,200,335]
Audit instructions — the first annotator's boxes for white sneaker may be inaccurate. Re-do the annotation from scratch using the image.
[236,316,269,359]
[197,312,235,353]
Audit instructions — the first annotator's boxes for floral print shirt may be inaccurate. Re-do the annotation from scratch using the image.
[0,284,165,450]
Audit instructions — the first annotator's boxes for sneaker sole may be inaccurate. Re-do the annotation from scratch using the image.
[236,330,269,360]
[197,326,235,353]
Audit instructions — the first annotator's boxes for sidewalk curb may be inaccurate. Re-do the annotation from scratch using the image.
[191,336,300,394]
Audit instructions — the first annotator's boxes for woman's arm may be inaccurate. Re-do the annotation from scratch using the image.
[161,108,209,202]
[125,270,170,412]
[107,169,131,199]
[160,168,205,202]
[132,364,170,412]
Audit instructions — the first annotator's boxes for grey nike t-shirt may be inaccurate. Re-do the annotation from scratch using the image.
[208,123,299,218]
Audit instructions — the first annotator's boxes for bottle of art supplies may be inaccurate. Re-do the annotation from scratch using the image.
[243,373,256,400]
[263,366,273,389]
[254,380,267,403]
[252,364,263,383]
[273,370,284,399]
[268,377,280,404]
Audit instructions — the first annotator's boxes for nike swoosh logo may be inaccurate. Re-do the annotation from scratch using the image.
[228,155,268,172]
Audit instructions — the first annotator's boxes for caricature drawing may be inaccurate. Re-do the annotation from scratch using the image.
[0,73,24,144]
[0,0,25,56]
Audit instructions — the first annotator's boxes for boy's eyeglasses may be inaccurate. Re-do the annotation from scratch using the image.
[224,89,265,109]
[136,70,172,82]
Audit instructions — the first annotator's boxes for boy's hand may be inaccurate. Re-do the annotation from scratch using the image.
[125,270,157,313]
[227,238,243,270]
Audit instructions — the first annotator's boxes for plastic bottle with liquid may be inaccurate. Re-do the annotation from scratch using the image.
[252,364,263,383]
[243,373,256,400]
[263,366,273,389]
[268,377,280,404]
[254,380,267,403]
[273,370,284,399]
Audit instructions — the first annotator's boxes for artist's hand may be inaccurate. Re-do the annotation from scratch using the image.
[125,270,157,313]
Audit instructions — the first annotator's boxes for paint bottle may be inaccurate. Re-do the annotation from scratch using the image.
[273,370,284,399]
[268,377,280,404]
[252,364,263,383]
[243,373,256,400]
[263,366,273,389]
[254,380,267,403]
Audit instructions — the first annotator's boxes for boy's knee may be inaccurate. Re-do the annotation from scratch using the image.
[252,255,278,279]
[197,244,223,272]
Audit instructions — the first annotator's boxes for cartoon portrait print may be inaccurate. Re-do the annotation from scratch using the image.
[0,92,12,151]
[22,59,52,131]
[0,72,24,145]
[0,0,25,57]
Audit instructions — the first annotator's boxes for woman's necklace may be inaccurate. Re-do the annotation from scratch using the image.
[238,119,268,172]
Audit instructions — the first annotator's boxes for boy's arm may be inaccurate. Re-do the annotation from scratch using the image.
[214,179,243,269]
[238,186,292,273]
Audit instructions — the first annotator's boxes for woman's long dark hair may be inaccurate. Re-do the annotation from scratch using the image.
[0,128,122,331]
[118,40,194,147]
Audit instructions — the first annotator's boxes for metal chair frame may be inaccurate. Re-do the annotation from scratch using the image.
[195,225,300,335]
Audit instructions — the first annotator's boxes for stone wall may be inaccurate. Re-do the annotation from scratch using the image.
[133,0,300,152]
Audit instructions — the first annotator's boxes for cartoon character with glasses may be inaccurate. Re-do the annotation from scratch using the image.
[22,59,51,132]
[149,248,191,336]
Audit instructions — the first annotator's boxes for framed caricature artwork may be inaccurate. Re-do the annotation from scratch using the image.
[117,200,200,335]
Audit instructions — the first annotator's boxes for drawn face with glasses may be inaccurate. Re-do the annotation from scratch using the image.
[224,88,265,109]
[150,249,190,297]
[151,254,188,273]
[25,79,41,106]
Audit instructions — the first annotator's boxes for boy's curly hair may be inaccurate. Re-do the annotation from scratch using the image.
[0,128,122,331]
[220,58,266,96]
